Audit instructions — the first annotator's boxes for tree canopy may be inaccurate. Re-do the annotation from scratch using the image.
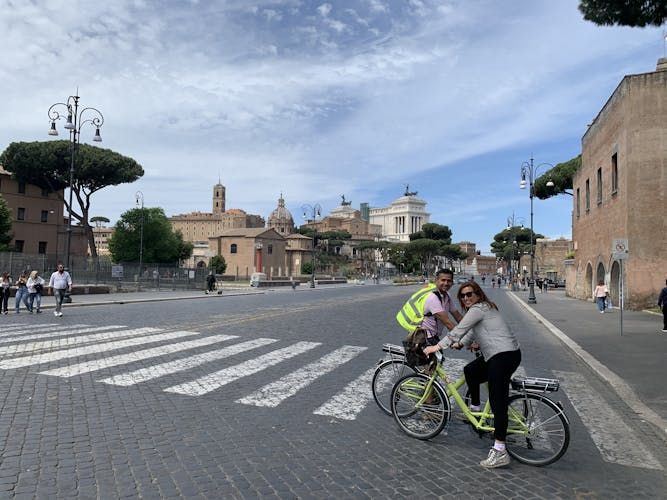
[108,207,193,264]
[579,0,667,27]
[209,255,227,274]
[490,226,545,271]
[409,222,452,243]
[0,195,13,251]
[0,140,144,257]
[534,155,581,199]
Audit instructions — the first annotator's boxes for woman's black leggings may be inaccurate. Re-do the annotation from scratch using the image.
[463,349,522,441]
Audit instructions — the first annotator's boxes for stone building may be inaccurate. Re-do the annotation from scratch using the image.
[368,187,430,242]
[208,228,287,280]
[170,181,265,267]
[566,58,667,309]
[0,166,82,262]
[534,237,573,281]
[91,226,113,256]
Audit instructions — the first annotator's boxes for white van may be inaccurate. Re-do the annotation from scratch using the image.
[250,272,267,287]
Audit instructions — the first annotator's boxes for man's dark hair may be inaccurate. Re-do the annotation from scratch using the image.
[435,268,454,278]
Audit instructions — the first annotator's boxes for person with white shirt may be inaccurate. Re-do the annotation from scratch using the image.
[48,263,72,317]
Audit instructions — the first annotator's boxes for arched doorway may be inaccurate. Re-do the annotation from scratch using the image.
[585,262,593,297]
[596,262,605,288]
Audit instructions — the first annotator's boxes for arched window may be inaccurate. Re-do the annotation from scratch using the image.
[231,244,237,254]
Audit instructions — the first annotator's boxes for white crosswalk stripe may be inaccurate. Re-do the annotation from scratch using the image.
[0,328,191,369]
[555,370,662,470]
[164,341,321,396]
[0,324,60,337]
[314,366,376,420]
[40,334,239,377]
[237,345,367,407]
[99,338,277,386]
[0,325,127,345]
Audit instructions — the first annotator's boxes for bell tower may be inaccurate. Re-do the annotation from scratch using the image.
[213,180,225,214]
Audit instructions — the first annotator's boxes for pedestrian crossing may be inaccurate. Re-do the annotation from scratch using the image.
[0,323,662,470]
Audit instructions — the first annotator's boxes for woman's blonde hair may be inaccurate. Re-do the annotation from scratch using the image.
[29,270,39,279]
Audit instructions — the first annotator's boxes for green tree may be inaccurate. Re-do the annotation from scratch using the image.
[440,244,468,269]
[0,195,13,251]
[406,239,442,276]
[409,222,452,243]
[534,155,581,199]
[209,255,227,274]
[579,0,666,27]
[0,140,144,257]
[108,207,193,264]
[490,226,544,273]
[90,216,110,227]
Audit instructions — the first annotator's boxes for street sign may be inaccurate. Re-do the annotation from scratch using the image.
[611,238,628,254]
[111,265,124,278]
[612,252,628,260]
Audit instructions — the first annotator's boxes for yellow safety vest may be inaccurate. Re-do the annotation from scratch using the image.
[396,283,440,333]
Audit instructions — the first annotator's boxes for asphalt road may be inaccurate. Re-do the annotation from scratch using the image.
[0,285,665,499]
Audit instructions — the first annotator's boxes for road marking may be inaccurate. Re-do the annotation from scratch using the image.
[238,345,367,407]
[39,334,239,377]
[314,366,376,420]
[99,338,277,386]
[555,370,662,470]
[164,341,321,396]
[0,329,192,369]
[0,324,61,337]
[0,325,127,345]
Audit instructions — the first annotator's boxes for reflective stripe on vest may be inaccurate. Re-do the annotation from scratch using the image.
[396,284,437,332]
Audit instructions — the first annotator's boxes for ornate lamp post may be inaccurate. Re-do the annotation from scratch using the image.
[135,191,144,289]
[48,93,104,271]
[520,156,554,303]
[301,203,322,288]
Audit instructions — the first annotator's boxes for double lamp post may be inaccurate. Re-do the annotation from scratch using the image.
[519,156,554,303]
[48,94,104,271]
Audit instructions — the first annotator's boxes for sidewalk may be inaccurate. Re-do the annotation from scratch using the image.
[508,288,667,441]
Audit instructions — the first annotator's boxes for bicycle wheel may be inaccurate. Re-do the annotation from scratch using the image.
[372,359,415,415]
[390,373,450,440]
[505,393,570,466]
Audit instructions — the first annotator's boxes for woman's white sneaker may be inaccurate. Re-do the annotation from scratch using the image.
[480,448,510,468]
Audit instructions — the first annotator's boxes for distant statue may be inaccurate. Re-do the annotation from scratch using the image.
[341,194,352,206]
[404,184,418,197]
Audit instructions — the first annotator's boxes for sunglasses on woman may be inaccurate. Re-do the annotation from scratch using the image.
[460,291,476,298]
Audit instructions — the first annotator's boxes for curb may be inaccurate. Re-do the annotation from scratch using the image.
[507,291,667,443]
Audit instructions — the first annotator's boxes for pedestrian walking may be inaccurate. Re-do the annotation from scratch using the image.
[0,272,11,314]
[206,271,216,294]
[593,280,609,314]
[49,263,72,317]
[658,279,667,333]
[14,271,30,313]
[27,270,45,314]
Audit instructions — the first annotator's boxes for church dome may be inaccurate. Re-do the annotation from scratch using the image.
[268,194,295,234]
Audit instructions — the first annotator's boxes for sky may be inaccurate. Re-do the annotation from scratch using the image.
[0,0,664,254]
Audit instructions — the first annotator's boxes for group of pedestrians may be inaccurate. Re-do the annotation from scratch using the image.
[0,263,72,316]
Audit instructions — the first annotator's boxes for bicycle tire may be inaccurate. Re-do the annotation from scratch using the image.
[371,359,415,415]
[390,373,450,440]
[505,393,570,466]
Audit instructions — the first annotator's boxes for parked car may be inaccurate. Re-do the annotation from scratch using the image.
[250,272,267,287]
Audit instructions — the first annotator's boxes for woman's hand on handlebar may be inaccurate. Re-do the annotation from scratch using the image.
[422,344,441,356]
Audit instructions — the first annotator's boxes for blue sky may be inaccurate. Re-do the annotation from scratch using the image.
[0,0,664,253]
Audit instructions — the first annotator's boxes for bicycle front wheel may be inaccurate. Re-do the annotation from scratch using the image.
[372,359,415,415]
[390,373,450,440]
[505,393,570,466]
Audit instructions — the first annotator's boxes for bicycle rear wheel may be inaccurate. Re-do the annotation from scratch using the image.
[372,359,415,415]
[505,393,570,466]
[390,373,450,440]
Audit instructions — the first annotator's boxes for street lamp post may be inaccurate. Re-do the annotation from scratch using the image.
[520,156,554,304]
[48,93,104,271]
[301,203,322,288]
[135,191,144,289]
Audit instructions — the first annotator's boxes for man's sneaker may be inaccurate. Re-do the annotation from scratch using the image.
[662,329,667,333]
[54,311,59,317]
[480,448,511,468]
[58,312,63,317]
